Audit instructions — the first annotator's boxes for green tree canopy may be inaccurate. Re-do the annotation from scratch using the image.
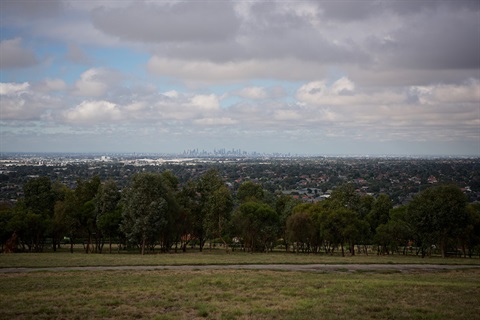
[121,173,174,255]
[237,181,265,203]
[408,185,468,258]
[232,201,278,252]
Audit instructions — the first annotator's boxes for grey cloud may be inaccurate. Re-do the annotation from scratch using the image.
[385,10,480,70]
[0,0,64,22]
[386,0,480,15]
[246,1,310,32]
[155,3,371,65]
[91,1,240,43]
[0,38,38,69]
[319,2,379,21]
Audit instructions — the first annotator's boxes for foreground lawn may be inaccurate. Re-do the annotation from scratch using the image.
[1,250,479,268]
[0,268,479,320]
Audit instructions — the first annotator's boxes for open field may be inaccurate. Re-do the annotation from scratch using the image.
[1,250,479,269]
[1,268,479,320]
[1,252,478,319]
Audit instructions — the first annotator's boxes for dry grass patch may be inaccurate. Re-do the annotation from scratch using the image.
[0,269,479,319]
[1,251,479,269]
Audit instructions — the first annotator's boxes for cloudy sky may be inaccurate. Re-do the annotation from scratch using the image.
[1,0,479,155]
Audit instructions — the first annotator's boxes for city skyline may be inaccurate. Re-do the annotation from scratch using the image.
[1,1,479,156]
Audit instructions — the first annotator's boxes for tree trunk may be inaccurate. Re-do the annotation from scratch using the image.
[440,238,446,258]
[141,235,146,255]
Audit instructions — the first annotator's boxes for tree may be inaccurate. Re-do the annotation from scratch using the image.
[461,203,480,257]
[23,176,56,216]
[50,182,71,252]
[232,201,278,252]
[158,171,180,251]
[176,180,198,252]
[322,208,363,256]
[189,169,227,251]
[408,185,468,258]
[367,194,393,238]
[0,202,15,252]
[95,180,121,253]
[374,205,413,255]
[120,173,173,255]
[275,195,301,252]
[204,185,233,251]
[237,181,264,203]
[97,209,122,254]
[330,184,360,211]
[23,176,56,251]
[74,176,101,253]
[286,211,314,253]
[53,189,78,253]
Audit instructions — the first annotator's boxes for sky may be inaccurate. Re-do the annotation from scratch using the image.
[0,0,479,156]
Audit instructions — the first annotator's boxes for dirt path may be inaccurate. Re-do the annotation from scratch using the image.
[1,264,479,274]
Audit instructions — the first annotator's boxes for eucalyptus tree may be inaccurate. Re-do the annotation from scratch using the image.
[95,180,121,253]
[188,169,231,251]
[275,195,301,252]
[21,176,56,252]
[374,205,413,255]
[237,181,265,203]
[176,180,198,252]
[462,203,480,257]
[232,201,278,252]
[329,183,361,211]
[74,176,101,253]
[367,194,393,246]
[204,185,234,251]
[286,211,314,253]
[408,185,468,258]
[121,172,176,255]
[322,207,365,256]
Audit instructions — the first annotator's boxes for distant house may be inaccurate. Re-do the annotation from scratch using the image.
[427,176,438,184]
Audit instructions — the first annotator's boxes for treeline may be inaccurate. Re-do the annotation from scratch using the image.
[1,170,479,257]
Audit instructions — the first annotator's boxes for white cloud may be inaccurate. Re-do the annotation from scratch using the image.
[193,117,237,126]
[0,82,62,120]
[162,90,179,99]
[147,56,328,83]
[273,110,301,121]
[0,82,30,95]
[73,68,112,97]
[330,77,355,95]
[190,94,220,111]
[63,100,122,124]
[296,77,404,106]
[235,86,268,99]
[411,79,480,105]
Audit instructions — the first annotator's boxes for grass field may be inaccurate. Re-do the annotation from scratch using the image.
[1,268,479,319]
[1,251,479,319]
[1,250,479,269]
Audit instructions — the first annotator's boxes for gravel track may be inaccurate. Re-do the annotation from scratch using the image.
[1,264,479,274]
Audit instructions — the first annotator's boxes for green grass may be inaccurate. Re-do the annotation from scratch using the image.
[0,268,479,319]
[1,250,479,269]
